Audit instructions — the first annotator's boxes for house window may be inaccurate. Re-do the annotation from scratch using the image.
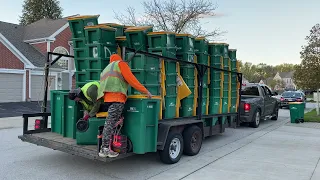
[53,46,69,70]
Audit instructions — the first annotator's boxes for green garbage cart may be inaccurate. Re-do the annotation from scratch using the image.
[289,102,305,123]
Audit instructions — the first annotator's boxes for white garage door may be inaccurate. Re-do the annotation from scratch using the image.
[0,73,23,102]
[31,75,56,101]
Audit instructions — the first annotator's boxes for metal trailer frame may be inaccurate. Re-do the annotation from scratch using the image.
[18,48,243,162]
[123,47,242,150]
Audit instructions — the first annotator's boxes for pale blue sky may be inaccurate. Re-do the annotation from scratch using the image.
[0,0,319,65]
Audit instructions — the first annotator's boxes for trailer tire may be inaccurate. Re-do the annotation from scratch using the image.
[183,125,203,156]
[159,131,184,164]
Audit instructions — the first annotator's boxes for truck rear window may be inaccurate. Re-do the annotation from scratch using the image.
[282,92,301,97]
[241,86,259,96]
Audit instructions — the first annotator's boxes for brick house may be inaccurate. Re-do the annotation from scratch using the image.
[0,17,76,103]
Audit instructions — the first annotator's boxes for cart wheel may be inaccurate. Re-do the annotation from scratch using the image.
[159,131,184,164]
[183,125,203,156]
[76,119,89,132]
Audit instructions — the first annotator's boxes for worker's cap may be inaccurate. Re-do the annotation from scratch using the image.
[68,88,81,100]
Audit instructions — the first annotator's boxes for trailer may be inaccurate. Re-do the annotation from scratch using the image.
[18,47,242,164]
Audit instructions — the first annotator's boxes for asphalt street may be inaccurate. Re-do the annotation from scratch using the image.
[0,101,50,118]
[0,103,318,180]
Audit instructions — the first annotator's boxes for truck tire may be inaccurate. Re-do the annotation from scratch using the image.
[159,131,184,164]
[271,106,279,120]
[183,125,203,156]
[250,110,261,128]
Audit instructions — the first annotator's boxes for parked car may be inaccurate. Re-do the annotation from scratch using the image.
[239,83,279,128]
[279,91,306,109]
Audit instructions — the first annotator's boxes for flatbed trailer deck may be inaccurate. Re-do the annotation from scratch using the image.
[18,112,238,163]
[18,132,134,162]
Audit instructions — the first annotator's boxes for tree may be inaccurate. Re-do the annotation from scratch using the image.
[293,24,320,90]
[293,24,320,114]
[274,63,297,73]
[239,62,258,82]
[267,79,277,89]
[19,0,63,25]
[114,0,226,40]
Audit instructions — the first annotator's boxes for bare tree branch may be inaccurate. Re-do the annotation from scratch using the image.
[113,0,226,39]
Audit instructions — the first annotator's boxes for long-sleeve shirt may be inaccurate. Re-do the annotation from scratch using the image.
[104,61,149,103]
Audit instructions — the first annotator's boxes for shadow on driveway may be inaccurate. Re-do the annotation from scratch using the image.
[0,101,51,118]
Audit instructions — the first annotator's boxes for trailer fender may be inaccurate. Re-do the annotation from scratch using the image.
[157,119,204,151]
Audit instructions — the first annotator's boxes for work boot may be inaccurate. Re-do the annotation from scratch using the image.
[99,147,119,158]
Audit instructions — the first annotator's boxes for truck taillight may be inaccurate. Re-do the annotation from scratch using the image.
[280,97,284,101]
[244,103,250,112]
[296,98,302,102]
[34,119,43,130]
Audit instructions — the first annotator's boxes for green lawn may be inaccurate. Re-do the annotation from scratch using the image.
[304,109,320,122]
[306,94,313,99]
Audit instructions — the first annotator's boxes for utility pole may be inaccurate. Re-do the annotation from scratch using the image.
[317,89,319,116]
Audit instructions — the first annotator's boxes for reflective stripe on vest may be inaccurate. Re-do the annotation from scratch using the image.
[80,100,92,111]
[100,62,125,82]
[98,61,128,97]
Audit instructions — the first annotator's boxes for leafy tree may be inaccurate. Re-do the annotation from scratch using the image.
[293,24,320,90]
[19,0,63,25]
[267,79,277,89]
[274,63,297,73]
[114,0,226,40]
[293,24,320,114]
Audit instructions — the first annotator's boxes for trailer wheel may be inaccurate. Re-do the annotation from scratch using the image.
[183,125,203,156]
[159,131,184,164]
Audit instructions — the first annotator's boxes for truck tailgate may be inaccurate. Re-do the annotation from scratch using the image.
[18,132,133,162]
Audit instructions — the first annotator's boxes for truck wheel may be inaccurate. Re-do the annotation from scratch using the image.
[183,125,203,156]
[250,110,261,128]
[159,131,184,164]
[271,107,279,120]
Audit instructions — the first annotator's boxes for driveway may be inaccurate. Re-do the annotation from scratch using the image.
[0,101,51,118]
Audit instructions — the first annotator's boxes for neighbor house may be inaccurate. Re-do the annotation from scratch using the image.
[0,17,77,103]
[273,71,296,90]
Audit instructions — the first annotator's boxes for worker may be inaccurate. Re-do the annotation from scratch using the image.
[68,81,104,121]
[97,54,152,158]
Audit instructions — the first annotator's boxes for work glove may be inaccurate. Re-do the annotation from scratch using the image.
[83,114,90,121]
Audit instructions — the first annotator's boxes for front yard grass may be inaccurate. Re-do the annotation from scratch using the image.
[304,109,320,123]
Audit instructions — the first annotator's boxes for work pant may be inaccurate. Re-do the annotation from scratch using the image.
[101,102,124,149]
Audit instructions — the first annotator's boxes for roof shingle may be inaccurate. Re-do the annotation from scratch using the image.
[24,18,68,40]
[0,21,46,67]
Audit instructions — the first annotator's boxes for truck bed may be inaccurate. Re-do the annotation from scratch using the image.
[18,132,133,162]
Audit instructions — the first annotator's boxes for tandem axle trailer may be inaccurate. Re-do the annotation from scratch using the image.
[18,49,242,164]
